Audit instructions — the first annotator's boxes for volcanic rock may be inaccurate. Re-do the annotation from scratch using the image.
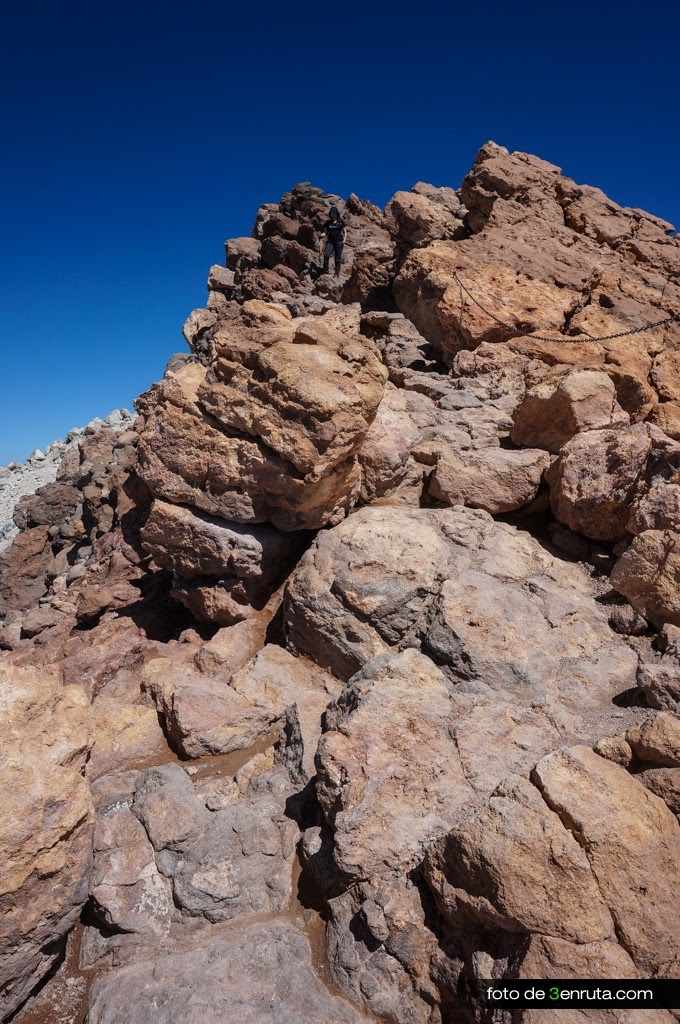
[0,665,94,1020]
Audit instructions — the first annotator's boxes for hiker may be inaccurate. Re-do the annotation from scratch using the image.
[320,206,346,277]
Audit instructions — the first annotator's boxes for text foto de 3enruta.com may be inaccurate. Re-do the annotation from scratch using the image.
[478,979,680,1010]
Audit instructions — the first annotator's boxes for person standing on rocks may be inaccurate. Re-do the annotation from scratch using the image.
[320,206,346,277]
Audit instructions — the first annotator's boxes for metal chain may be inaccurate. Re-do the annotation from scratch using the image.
[454,272,679,344]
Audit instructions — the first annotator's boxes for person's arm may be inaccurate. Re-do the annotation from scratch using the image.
[319,223,327,256]
[342,224,347,244]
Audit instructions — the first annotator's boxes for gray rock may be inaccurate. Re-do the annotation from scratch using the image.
[86,920,371,1024]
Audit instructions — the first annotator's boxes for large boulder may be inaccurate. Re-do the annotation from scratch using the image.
[137,313,387,531]
[0,665,94,1019]
[510,369,629,453]
[610,529,680,626]
[385,182,467,250]
[283,506,636,711]
[86,920,371,1024]
[533,746,680,976]
[141,499,300,624]
[548,423,680,542]
[428,445,549,513]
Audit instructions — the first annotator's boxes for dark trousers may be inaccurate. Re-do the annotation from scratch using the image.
[323,239,343,273]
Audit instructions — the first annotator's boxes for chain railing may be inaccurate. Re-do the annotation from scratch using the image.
[454,272,679,344]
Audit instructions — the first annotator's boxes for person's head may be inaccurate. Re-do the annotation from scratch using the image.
[330,205,339,221]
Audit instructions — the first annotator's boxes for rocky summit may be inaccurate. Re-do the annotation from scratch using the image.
[1,142,680,1024]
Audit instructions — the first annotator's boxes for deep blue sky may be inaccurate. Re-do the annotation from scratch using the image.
[1,0,677,464]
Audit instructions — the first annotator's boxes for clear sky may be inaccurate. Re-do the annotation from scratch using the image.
[1,0,677,465]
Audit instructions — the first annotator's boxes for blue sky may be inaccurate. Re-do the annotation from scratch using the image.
[0,0,677,464]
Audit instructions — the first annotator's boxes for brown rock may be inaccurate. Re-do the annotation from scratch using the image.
[136,330,384,530]
[284,506,636,712]
[315,649,473,880]
[533,746,680,976]
[651,402,680,441]
[651,346,680,402]
[385,183,466,250]
[0,665,94,1019]
[0,526,54,614]
[428,445,549,513]
[637,643,680,712]
[625,713,680,768]
[425,774,615,943]
[89,699,168,779]
[548,424,680,542]
[511,369,629,453]
[143,663,272,758]
[610,529,680,625]
[637,768,680,817]
[142,499,295,584]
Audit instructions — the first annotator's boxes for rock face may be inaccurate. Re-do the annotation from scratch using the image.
[0,409,134,553]
[86,921,371,1024]
[3,144,680,1024]
[0,665,94,1020]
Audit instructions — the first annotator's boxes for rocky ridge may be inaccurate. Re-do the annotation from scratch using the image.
[0,410,134,552]
[1,143,679,1024]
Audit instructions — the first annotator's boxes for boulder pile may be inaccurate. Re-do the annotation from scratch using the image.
[1,143,679,1024]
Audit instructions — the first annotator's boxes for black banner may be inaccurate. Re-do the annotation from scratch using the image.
[475,979,680,1010]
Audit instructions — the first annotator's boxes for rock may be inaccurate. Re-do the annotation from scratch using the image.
[385,183,466,250]
[325,880,439,1024]
[0,609,23,649]
[20,604,61,638]
[610,529,680,625]
[532,746,680,976]
[393,143,679,429]
[637,642,680,711]
[428,445,549,513]
[89,699,168,779]
[202,316,387,480]
[225,235,261,270]
[593,733,634,767]
[284,506,637,710]
[85,921,371,1024]
[0,665,94,1020]
[143,643,336,766]
[315,649,473,880]
[625,713,680,767]
[607,602,649,636]
[181,307,217,354]
[651,346,680,402]
[136,331,385,530]
[76,580,140,627]
[168,768,298,923]
[513,934,648,995]
[637,768,680,816]
[511,369,629,453]
[651,401,680,441]
[426,774,615,944]
[0,525,55,614]
[12,481,81,531]
[141,499,299,623]
[207,264,235,292]
[141,499,295,583]
[548,423,680,542]
[229,644,340,779]
[132,763,212,851]
[193,604,277,675]
[142,664,273,758]
[90,806,173,935]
